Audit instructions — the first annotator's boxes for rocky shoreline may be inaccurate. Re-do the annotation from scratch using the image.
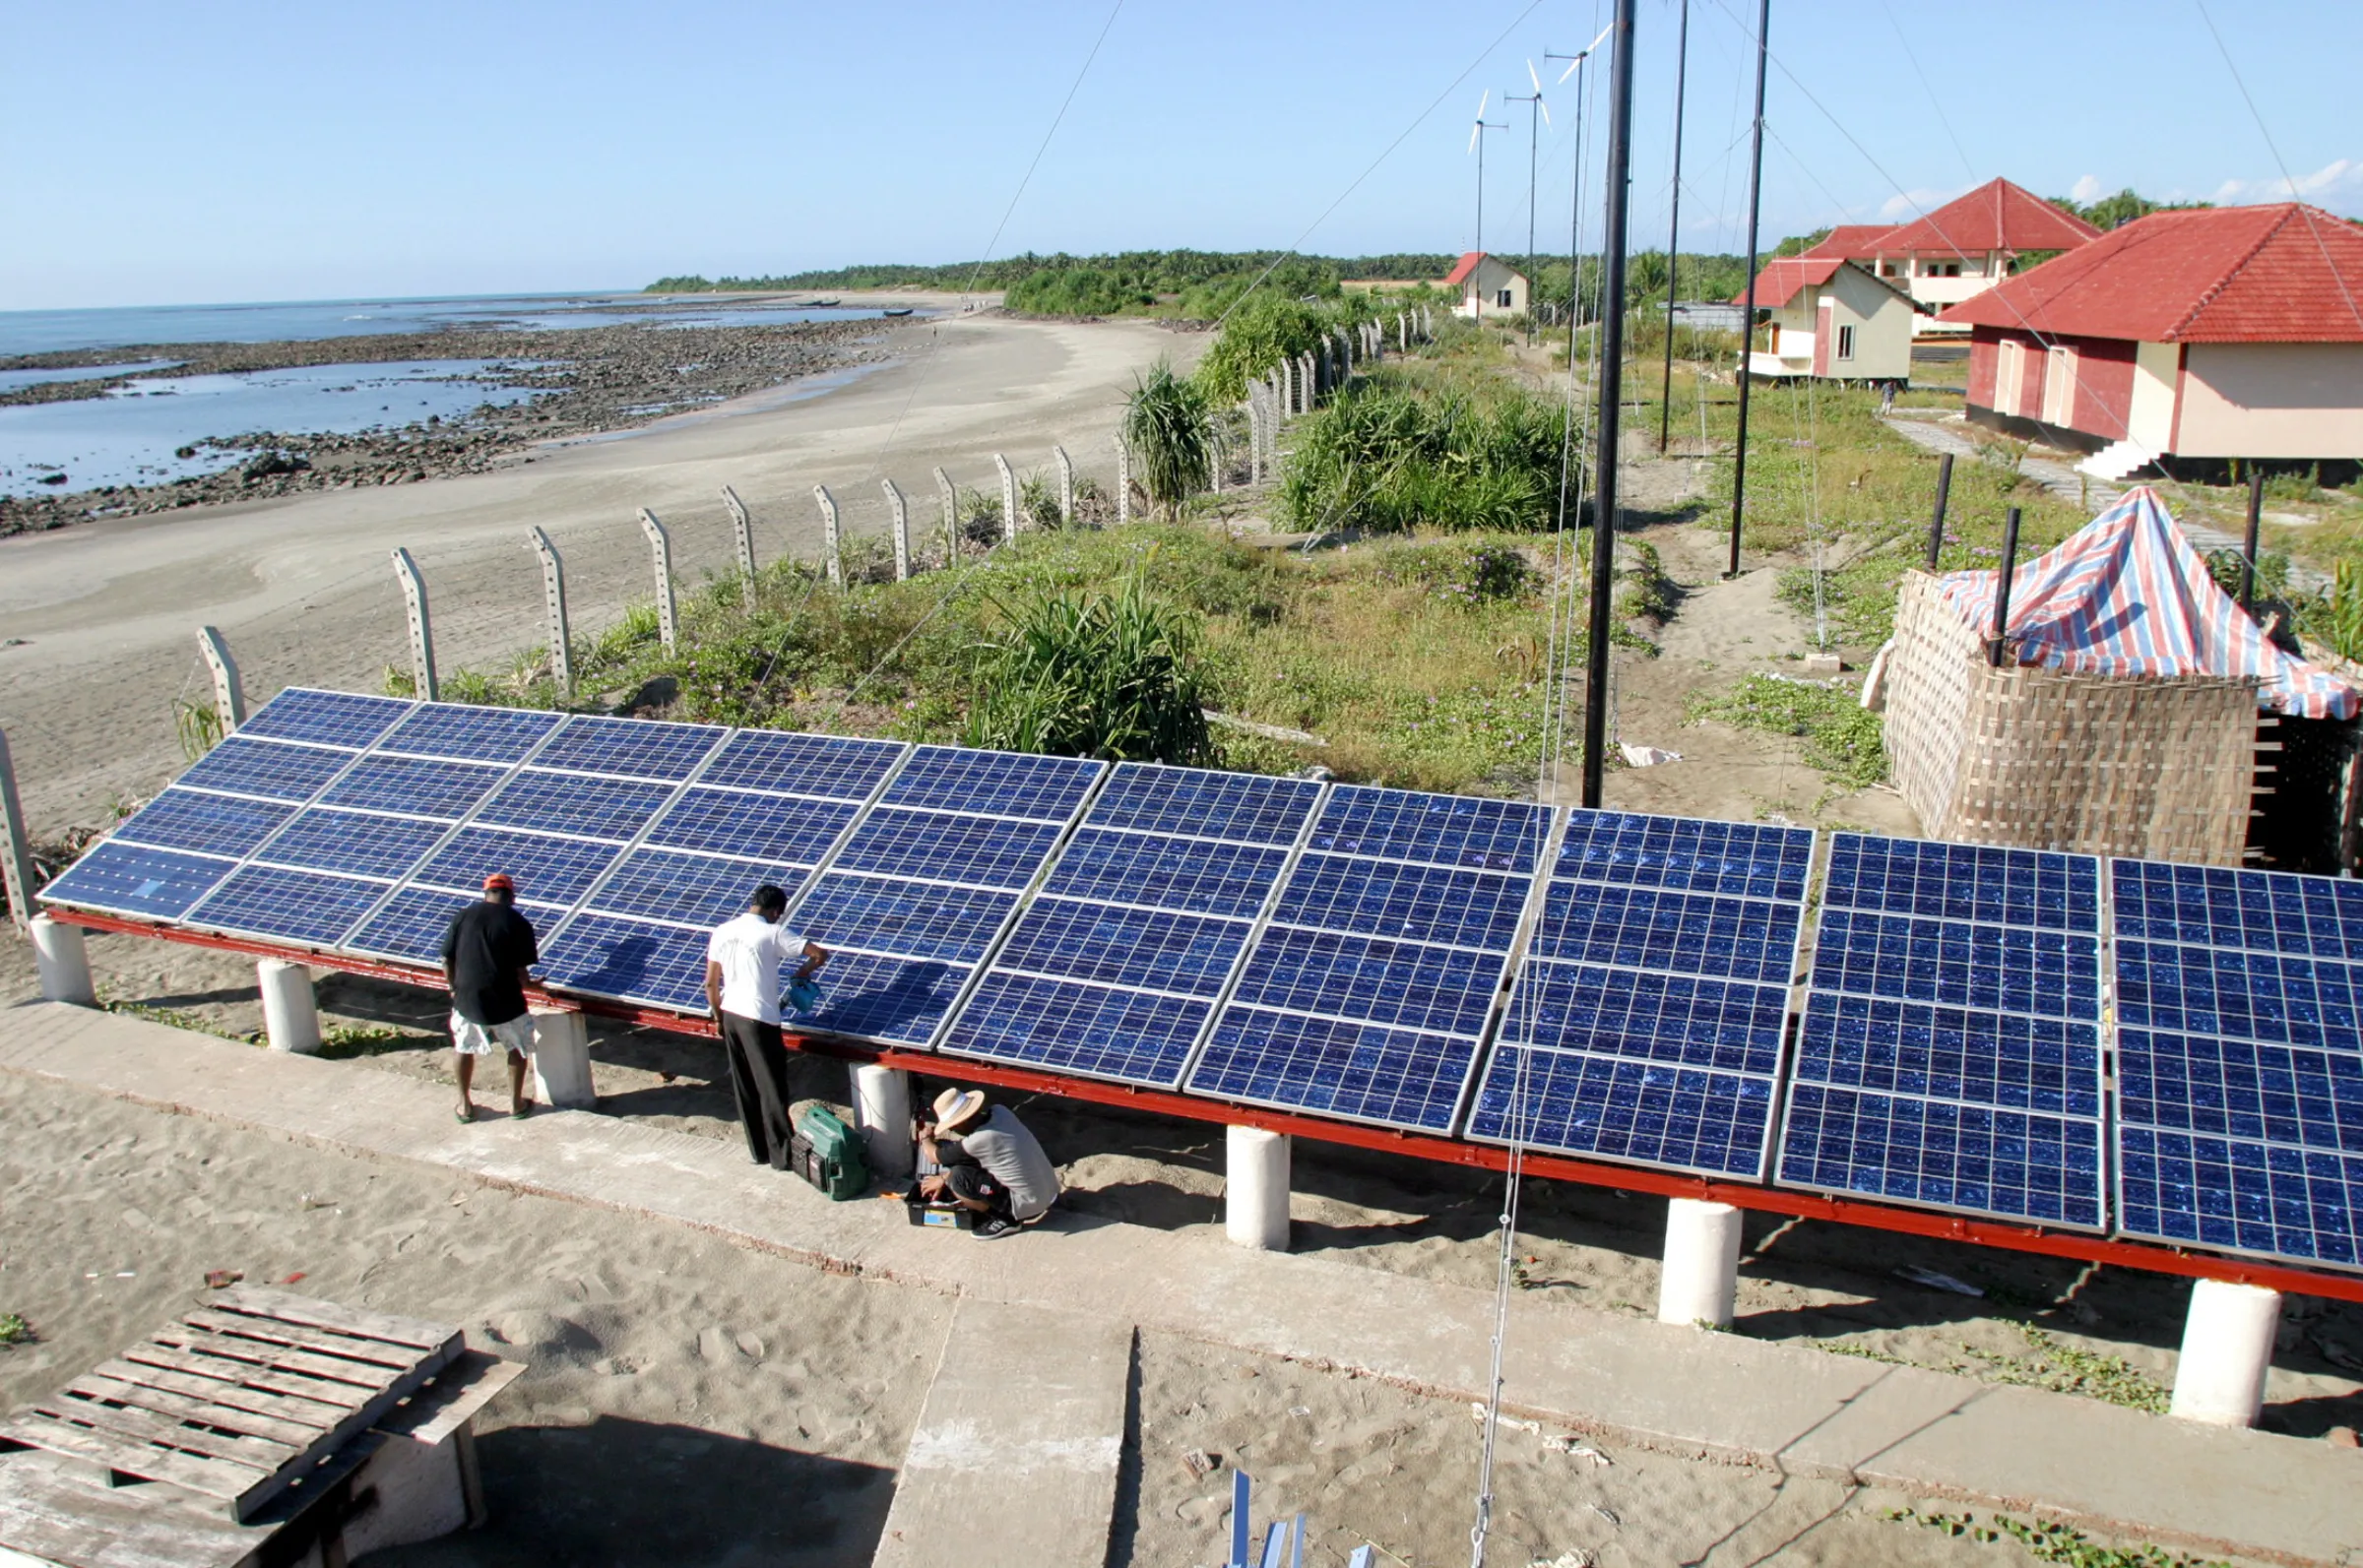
[0,316,896,536]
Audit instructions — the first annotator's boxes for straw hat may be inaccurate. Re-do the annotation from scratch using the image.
[932,1088,987,1133]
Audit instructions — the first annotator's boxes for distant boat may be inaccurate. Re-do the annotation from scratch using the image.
[882,307,913,317]
[797,298,841,308]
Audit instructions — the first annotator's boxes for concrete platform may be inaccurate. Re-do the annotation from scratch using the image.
[5,1002,2360,1566]
[872,1300,1128,1568]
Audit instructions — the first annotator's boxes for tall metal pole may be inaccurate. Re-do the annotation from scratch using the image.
[1580,0,1638,812]
[1726,0,1771,579]
[1657,0,1691,453]
[1925,453,1955,570]
[1989,505,2024,667]
[1506,83,1544,347]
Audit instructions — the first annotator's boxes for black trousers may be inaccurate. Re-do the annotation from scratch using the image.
[719,1011,795,1169]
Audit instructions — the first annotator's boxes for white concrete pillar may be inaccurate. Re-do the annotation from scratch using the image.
[31,914,96,1006]
[849,1063,914,1178]
[1224,1126,1291,1251]
[1658,1199,1744,1327]
[257,959,321,1053]
[530,1006,595,1109]
[2169,1279,2281,1426]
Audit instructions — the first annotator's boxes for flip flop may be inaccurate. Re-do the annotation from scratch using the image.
[454,1104,475,1124]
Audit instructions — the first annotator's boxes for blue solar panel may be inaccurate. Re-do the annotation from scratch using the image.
[939,973,1211,1084]
[1825,834,2098,933]
[1528,883,1803,984]
[1229,927,1503,1038]
[584,847,813,929]
[318,756,507,821]
[830,807,1065,891]
[534,715,728,781]
[698,729,907,799]
[1271,856,1531,952]
[177,738,354,802]
[535,913,713,1010]
[1468,1048,1775,1178]
[38,842,238,921]
[1305,785,1551,871]
[252,808,450,879]
[347,887,566,966]
[236,689,414,750]
[185,864,390,946]
[1555,811,1814,901]
[473,770,675,841]
[375,703,565,763]
[1777,834,2107,1228]
[408,827,622,903]
[1781,1084,2104,1226]
[879,746,1102,820]
[1503,962,1789,1076]
[795,951,972,1048]
[1191,1008,1478,1132]
[792,876,1021,965]
[2111,857,2363,1267]
[1040,831,1290,919]
[1083,766,1322,845]
[990,899,1250,997]
[642,788,858,863]
[109,789,295,859]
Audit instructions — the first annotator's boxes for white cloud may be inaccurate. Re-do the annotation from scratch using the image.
[2070,174,2105,205]
[2209,157,2363,210]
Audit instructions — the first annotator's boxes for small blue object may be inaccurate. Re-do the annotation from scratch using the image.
[787,977,823,1016]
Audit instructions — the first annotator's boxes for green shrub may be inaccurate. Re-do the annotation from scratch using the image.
[1689,672,1887,788]
[961,576,1217,765]
[1121,360,1213,517]
[1193,293,1336,404]
[1374,540,1540,606]
[1278,380,1565,534]
[1003,267,1150,316]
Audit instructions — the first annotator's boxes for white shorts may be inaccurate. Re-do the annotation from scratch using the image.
[450,1012,535,1057]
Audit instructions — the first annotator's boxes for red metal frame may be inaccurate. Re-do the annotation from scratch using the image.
[53,909,2363,1304]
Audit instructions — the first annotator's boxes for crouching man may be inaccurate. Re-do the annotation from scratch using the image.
[918,1089,1058,1240]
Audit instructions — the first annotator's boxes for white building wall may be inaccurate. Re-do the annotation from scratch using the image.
[2173,343,2363,459]
[2128,342,2181,456]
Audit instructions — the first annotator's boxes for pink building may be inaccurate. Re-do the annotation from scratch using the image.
[1936,203,2363,480]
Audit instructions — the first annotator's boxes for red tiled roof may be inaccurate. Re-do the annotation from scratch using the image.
[1731,255,1840,308]
[1801,224,1897,260]
[1938,203,2363,343]
[1875,178,2100,258]
[1442,251,1486,286]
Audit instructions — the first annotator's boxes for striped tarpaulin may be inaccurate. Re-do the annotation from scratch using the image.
[1933,485,2359,720]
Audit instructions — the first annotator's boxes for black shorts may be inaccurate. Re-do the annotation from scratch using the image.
[945,1162,1014,1222]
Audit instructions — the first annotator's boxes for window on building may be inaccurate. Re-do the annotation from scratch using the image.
[1835,324,1856,361]
[1943,262,1961,277]
[1496,288,1513,308]
[1881,261,1899,277]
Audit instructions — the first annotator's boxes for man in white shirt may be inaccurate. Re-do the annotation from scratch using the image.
[704,884,829,1170]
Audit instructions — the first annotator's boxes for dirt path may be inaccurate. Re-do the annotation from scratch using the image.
[0,314,1196,831]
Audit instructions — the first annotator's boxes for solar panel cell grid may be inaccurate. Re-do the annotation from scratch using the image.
[1191,1008,1478,1131]
[1039,832,1289,919]
[533,716,728,781]
[642,789,857,864]
[409,827,622,904]
[940,973,1211,1084]
[1270,856,1531,952]
[1082,767,1321,845]
[176,737,354,802]
[1797,993,2103,1118]
[252,808,452,880]
[1555,811,1814,901]
[1811,909,2101,1020]
[830,808,1065,890]
[2114,859,2363,960]
[1824,835,2099,933]
[534,913,713,1011]
[348,887,568,966]
[2119,1031,2363,1148]
[991,899,1249,998]
[1529,883,1802,984]
[796,950,973,1048]
[2118,1127,2362,1267]
[585,847,813,930]
[318,756,509,821]
[698,729,907,798]
[880,747,1101,820]
[1778,1084,2104,1226]
[1502,962,1789,1076]
[375,704,565,763]
[1228,927,1502,1039]
[1304,785,1550,871]
[2117,941,2361,1052]
[38,842,238,921]
[473,771,675,842]
[1468,1047,1775,1178]
[110,789,296,859]
[186,864,390,946]
[791,876,1020,965]
[235,689,414,750]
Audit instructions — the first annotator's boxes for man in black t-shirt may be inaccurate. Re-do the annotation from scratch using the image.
[440,872,542,1122]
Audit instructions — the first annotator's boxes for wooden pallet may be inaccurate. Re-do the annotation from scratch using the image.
[0,1286,461,1525]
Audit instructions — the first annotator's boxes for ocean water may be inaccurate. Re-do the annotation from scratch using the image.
[0,360,546,499]
[0,291,895,359]
[0,359,181,395]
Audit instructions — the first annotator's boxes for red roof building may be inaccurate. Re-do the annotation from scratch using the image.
[1935,203,2363,475]
[1731,256,1921,380]
[1800,180,2100,335]
[1442,252,1530,320]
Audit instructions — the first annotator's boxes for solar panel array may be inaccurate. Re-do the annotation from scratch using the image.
[1778,837,2107,1228]
[2113,861,2363,1267]
[42,688,2363,1277]
[1469,812,1814,1178]
[1184,786,1553,1133]
[939,765,1324,1086]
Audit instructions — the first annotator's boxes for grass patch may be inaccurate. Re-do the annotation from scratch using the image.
[1963,1324,2171,1413]
[101,994,252,1042]
[0,1313,32,1348]
[1688,672,1888,788]
[317,1023,434,1061]
[1888,1509,2228,1568]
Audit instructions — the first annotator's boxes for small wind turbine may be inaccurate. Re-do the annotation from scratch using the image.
[1543,23,1616,334]
[1468,91,1507,321]
[1505,61,1552,344]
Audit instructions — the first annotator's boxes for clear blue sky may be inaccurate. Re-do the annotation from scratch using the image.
[8,0,2359,310]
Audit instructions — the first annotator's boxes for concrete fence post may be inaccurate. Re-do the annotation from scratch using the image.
[1054,445,1074,527]
[636,508,678,652]
[1247,400,1264,486]
[531,1006,596,1109]
[1399,312,1408,353]
[527,528,573,695]
[1225,1126,1291,1250]
[1301,352,1316,409]
[1659,1199,1744,1327]
[850,1063,914,1178]
[0,729,38,932]
[933,466,958,564]
[1117,443,1132,527]
[31,914,96,1006]
[258,959,321,1054]
[721,485,758,609]
[813,485,843,588]
[197,626,246,731]
[389,547,439,702]
[1208,430,1223,494]
[2169,1280,2281,1426]
[993,453,1018,543]
[882,478,911,581]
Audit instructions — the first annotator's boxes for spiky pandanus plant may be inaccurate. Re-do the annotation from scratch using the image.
[1120,360,1212,520]
[960,575,1216,766]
